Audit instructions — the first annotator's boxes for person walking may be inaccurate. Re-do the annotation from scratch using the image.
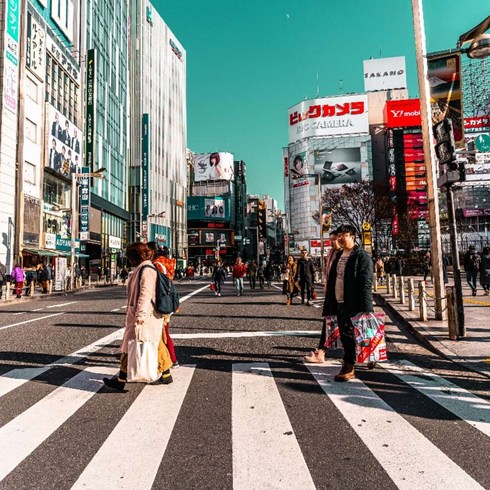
[257,263,265,289]
[464,245,481,296]
[264,262,273,288]
[285,255,298,305]
[480,247,490,295]
[248,260,257,289]
[375,257,385,286]
[103,242,173,391]
[232,257,247,296]
[24,268,35,296]
[305,229,342,363]
[0,267,5,300]
[11,264,25,299]
[296,249,315,305]
[120,267,129,285]
[423,251,432,282]
[212,261,226,296]
[322,225,374,382]
[39,264,49,293]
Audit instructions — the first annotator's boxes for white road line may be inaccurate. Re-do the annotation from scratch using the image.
[232,363,316,490]
[121,305,127,309]
[0,367,51,399]
[12,312,24,316]
[179,283,211,301]
[383,360,490,438]
[0,366,116,482]
[0,313,64,332]
[173,330,320,340]
[110,307,121,312]
[45,301,79,309]
[307,362,484,490]
[72,366,196,489]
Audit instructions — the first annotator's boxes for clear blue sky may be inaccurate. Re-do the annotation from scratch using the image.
[154,0,489,208]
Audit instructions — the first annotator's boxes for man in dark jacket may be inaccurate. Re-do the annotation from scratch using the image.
[296,249,315,305]
[322,225,373,381]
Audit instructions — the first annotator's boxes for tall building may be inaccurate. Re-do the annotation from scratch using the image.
[129,1,187,261]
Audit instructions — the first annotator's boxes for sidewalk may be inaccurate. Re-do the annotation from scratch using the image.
[375,275,490,379]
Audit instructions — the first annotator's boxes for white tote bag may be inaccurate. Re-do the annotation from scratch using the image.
[127,324,159,383]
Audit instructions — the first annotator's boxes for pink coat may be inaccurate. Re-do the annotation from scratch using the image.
[121,260,163,353]
[11,267,25,283]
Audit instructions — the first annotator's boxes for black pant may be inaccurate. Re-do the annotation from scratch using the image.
[337,304,356,365]
[318,317,327,349]
[215,281,223,294]
[300,280,312,302]
[249,276,256,289]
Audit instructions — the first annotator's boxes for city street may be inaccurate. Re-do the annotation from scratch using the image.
[0,281,489,489]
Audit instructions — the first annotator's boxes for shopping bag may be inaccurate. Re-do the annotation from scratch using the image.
[351,312,387,364]
[312,289,318,300]
[127,325,159,382]
[210,282,216,291]
[324,315,340,349]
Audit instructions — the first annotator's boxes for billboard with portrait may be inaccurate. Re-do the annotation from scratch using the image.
[187,196,230,221]
[194,152,234,182]
[45,104,83,178]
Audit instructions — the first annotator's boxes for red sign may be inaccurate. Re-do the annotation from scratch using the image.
[464,116,490,131]
[206,222,226,229]
[385,99,421,128]
[310,239,331,248]
[389,176,397,191]
[284,156,289,177]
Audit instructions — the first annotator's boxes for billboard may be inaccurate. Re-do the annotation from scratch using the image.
[26,11,46,81]
[142,113,150,220]
[363,56,407,92]
[312,147,362,185]
[288,94,368,143]
[85,49,96,173]
[45,104,83,177]
[193,152,234,182]
[187,196,230,221]
[385,99,421,128]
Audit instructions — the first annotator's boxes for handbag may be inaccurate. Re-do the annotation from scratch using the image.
[311,289,318,300]
[351,312,387,364]
[210,282,216,291]
[127,324,159,382]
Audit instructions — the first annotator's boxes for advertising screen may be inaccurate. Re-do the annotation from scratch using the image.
[194,152,234,182]
[313,147,362,185]
[45,104,83,177]
[385,99,421,128]
[187,196,230,221]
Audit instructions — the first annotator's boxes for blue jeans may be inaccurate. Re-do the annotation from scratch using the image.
[235,277,244,294]
[466,271,478,291]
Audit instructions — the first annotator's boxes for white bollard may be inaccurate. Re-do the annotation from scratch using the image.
[392,274,398,299]
[419,281,428,321]
[400,276,405,304]
[408,278,415,311]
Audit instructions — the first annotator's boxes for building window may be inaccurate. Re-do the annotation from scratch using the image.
[24,161,36,185]
[26,77,38,103]
[25,118,37,143]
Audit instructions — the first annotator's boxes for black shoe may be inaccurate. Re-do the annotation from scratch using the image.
[150,374,173,385]
[103,376,126,391]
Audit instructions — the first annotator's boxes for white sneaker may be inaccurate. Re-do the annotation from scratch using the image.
[218,293,221,296]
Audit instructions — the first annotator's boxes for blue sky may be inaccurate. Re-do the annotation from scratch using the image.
[155,0,489,208]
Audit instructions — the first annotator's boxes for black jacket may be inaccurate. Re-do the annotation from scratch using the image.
[212,266,226,284]
[322,246,374,318]
[295,257,315,285]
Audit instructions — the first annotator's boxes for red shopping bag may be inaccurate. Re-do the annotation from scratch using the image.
[351,313,387,364]
[312,289,318,300]
[324,316,340,349]
[210,283,216,291]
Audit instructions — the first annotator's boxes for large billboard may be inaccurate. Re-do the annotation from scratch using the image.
[194,152,234,182]
[187,196,230,221]
[288,94,369,143]
[363,56,407,92]
[313,147,362,185]
[385,99,421,128]
[45,104,83,177]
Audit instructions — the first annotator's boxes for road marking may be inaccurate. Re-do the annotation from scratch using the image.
[110,307,122,312]
[232,363,316,489]
[121,305,127,309]
[45,301,79,309]
[0,366,116,481]
[307,362,484,489]
[179,283,211,301]
[173,330,320,340]
[12,312,24,316]
[72,366,196,489]
[0,313,64,332]
[383,360,490,438]
[32,308,44,311]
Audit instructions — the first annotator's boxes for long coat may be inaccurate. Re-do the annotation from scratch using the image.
[121,260,163,353]
[322,246,374,318]
[286,262,299,295]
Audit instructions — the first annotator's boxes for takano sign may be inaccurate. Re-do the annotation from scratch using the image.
[288,94,368,143]
[363,56,407,92]
[385,99,421,128]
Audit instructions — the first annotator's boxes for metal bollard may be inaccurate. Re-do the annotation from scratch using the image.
[387,275,392,295]
[5,282,10,301]
[400,276,406,304]
[408,278,415,311]
[393,274,398,299]
[373,272,378,292]
[88,276,92,288]
[48,280,53,294]
[29,281,35,296]
[446,286,458,340]
[419,281,428,321]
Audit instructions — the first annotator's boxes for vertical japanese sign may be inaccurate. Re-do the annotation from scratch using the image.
[3,0,21,114]
[26,11,46,80]
[427,51,464,148]
[79,166,90,240]
[142,113,150,220]
[85,49,96,174]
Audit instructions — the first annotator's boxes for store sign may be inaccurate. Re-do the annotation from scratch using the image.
[363,56,407,92]
[55,235,80,252]
[142,113,150,220]
[46,34,79,80]
[108,235,121,249]
[45,232,56,249]
[385,99,421,128]
[79,166,90,236]
[3,0,20,114]
[26,12,46,80]
[464,116,490,132]
[85,49,96,172]
[288,94,369,143]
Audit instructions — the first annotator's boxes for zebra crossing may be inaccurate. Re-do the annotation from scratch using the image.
[0,356,489,489]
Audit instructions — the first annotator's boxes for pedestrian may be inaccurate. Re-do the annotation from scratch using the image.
[80,265,87,286]
[103,242,173,391]
[24,268,34,296]
[257,263,265,289]
[305,229,342,363]
[375,257,385,286]
[464,245,481,296]
[296,249,315,305]
[285,255,299,305]
[248,259,257,289]
[39,264,49,293]
[423,251,431,282]
[65,265,71,290]
[480,247,490,295]
[442,252,450,285]
[104,267,111,284]
[148,242,179,369]
[264,262,273,288]
[232,257,247,296]
[212,261,226,296]
[11,263,25,299]
[75,264,81,287]
[0,267,5,299]
[395,254,404,276]
[120,267,129,285]
[322,224,374,381]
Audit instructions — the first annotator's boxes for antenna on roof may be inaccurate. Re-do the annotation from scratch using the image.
[316,71,320,98]
[339,79,343,94]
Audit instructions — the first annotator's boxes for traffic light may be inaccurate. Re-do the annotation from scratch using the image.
[258,201,266,238]
[433,118,465,184]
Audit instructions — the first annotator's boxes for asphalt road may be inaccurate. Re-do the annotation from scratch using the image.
[0,280,489,490]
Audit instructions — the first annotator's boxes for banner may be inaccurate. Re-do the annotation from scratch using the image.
[3,0,21,114]
[85,49,96,173]
[385,99,421,128]
[288,94,368,143]
[428,51,464,148]
[79,166,90,240]
[193,152,234,182]
[142,113,150,220]
[26,11,46,80]
[363,56,407,92]
[187,196,230,221]
[313,147,362,185]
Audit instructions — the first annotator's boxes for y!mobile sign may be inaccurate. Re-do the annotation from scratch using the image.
[385,99,421,128]
[288,94,368,143]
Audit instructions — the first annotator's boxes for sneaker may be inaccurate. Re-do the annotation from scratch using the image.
[218,293,221,296]
[172,362,180,369]
[150,374,173,385]
[103,376,126,391]
[334,363,355,382]
[304,349,326,363]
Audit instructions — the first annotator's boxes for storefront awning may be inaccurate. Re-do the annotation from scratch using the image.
[23,248,59,257]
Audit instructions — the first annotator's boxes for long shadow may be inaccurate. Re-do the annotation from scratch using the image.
[174,313,320,322]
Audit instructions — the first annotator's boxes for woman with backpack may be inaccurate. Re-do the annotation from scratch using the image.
[103,242,173,391]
